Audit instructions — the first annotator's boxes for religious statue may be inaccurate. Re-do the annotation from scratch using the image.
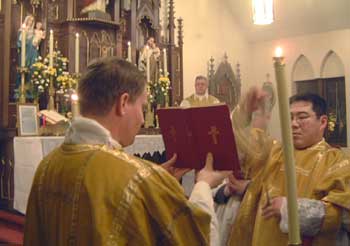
[81,0,109,14]
[16,15,36,90]
[138,37,161,83]
[17,15,35,68]
[32,21,46,58]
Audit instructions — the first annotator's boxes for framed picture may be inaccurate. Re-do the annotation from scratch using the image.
[17,103,39,136]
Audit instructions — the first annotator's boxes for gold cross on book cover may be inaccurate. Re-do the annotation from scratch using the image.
[157,104,241,177]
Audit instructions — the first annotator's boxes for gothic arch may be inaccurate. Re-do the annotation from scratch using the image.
[291,55,314,94]
[320,50,345,78]
[291,55,315,82]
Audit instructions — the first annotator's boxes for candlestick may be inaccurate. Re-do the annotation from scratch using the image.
[146,45,150,82]
[163,48,168,76]
[49,30,54,68]
[273,47,301,246]
[75,33,80,74]
[127,41,131,62]
[71,94,80,119]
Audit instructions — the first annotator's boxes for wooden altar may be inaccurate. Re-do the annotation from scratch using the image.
[0,0,184,209]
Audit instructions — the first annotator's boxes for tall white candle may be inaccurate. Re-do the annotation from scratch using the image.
[273,47,301,245]
[146,45,150,82]
[75,33,80,73]
[127,41,131,62]
[49,30,54,67]
[21,24,26,67]
[163,48,167,76]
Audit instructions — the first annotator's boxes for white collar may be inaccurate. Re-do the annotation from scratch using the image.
[64,117,121,148]
[194,92,209,100]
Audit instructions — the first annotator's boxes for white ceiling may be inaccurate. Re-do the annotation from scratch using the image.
[227,0,350,42]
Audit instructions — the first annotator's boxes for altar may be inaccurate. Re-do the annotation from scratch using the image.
[13,135,164,214]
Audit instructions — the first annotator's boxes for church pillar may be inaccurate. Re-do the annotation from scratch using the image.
[131,0,137,63]
[1,0,11,128]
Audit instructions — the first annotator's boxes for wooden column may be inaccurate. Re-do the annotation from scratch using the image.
[177,17,184,102]
[168,0,176,104]
[1,0,11,128]
[114,0,120,23]
[131,0,137,63]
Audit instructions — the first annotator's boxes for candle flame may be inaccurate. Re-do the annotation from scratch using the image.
[275,46,283,57]
[128,41,131,46]
[76,33,79,38]
[71,94,79,101]
[50,29,53,34]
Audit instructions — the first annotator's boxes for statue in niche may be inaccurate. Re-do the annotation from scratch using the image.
[138,37,160,83]
[16,15,36,90]
[81,0,111,20]
[32,21,46,55]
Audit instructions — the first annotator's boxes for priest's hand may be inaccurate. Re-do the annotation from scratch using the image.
[262,196,284,219]
[223,174,250,196]
[241,86,267,114]
[196,153,231,188]
[162,154,191,181]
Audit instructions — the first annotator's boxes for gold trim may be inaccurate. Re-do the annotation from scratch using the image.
[102,147,154,245]
[68,150,97,246]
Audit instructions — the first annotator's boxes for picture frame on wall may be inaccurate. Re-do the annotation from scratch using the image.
[17,103,39,136]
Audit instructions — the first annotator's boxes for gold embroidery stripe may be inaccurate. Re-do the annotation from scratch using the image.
[68,150,97,246]
[101,146,153,246]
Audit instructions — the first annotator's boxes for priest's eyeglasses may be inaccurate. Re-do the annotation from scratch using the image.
[290,113,315,124]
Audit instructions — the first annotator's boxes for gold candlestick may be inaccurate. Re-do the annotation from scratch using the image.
[18,67,28,103]
[48,75,55,110]
[273,47,301,246]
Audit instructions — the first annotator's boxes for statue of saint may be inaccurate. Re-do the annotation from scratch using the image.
[81,0,109,13]
[138,37,161,83]
[32,21,46,57]
[16,15,36,91]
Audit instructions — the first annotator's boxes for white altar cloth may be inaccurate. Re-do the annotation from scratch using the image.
[13,135,164,214]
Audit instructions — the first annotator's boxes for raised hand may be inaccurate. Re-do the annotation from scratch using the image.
[243,86,268,113]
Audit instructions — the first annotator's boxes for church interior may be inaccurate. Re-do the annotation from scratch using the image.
[0,0,349,244]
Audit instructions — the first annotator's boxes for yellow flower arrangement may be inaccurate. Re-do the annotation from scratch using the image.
[148,76,171,105]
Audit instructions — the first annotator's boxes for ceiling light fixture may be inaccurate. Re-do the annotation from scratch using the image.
[252,0,274,25]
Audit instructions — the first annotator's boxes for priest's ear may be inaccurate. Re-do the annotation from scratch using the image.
[115,92,130,116]
[319,114,328,131]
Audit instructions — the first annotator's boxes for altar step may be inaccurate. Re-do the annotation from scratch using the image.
[0,210,24,245]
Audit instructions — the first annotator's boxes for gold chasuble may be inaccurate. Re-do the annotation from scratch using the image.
[24,144,211,246]
[184,94,220,107]
[228,107,350,246]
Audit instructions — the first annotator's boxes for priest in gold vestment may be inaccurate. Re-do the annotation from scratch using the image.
[216,88,350,246]
[180,75,220,108]
[24,57,231,246]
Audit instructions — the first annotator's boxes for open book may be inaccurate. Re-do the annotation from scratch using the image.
[157,104,241,176]
[38,110,68,125]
